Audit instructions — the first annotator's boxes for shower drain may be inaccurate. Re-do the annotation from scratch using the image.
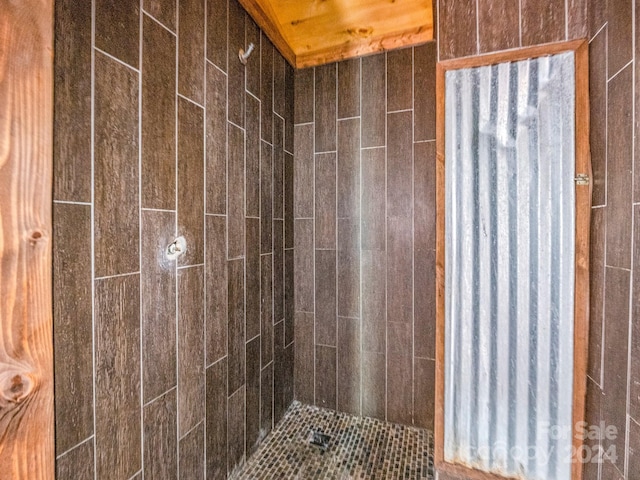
[309,430,331,450]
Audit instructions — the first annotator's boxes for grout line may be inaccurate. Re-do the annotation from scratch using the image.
[54,199,92,206]
[607,58,634,83]
[202,0,208,476]
[95,271,141,281]
[358,54,364,417]
[128,471,143,480]
[334,60,339,411]
[56,435,95,460]
[518,0,523,47]
[177,263,206,270]
[205,354,228,371]
[177,92,205,110]
[174,2,181,478]
[384,49,389,422]
[475,0,480,54]
[294,121,314,127]
[94,46,140,72]
[142,9,177,37]
[178,419,205,442]
[360,145,386,151]
[564,0,569,40]
[90,0,97,477]
[414,139,436,144]
[143,386,177,408]
[228,119,246,132]
[312,65,317,406]
[314,149,338,155]
[386,108,413,114]
[411,44,416,426]
[590,23,607,43]
[206,57,228,76]
[142,207,177,213]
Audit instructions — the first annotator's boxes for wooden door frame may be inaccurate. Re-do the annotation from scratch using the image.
[0,1,55,478]
[434,39,591,480]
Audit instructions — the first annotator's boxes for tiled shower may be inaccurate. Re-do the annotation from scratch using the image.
[52,0,640,479]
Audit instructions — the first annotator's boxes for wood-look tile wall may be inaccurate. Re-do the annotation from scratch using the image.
[53,0,294,478]
[437,1,640,479]
[293,43,438,429]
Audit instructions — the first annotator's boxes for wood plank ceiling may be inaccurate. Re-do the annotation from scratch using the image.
[238,0,434,68]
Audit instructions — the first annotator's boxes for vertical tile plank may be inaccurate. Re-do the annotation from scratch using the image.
[95,0,140,68]
[273,51,286,117]
[206,215,228,365]
[178,266,206,437]
[361,352,386,421]
[179,423,205,480]
[53,204,93,453]
[361,55,386,147]
[337,58,360,119]
[294,124,314,219]
[261,35,274,143]
[294,219,314,313]
[521,0,565,46]
[56,439,95,480]
[294,67,314,125]
[94,53,139,278]
[315,152,337,249]
[294,312,315,405]
[246,217,261,340]
[54,0,92,202]
[607,0,633,79]
[386,48,412,112]
[284,249,295,345]
[387,217,413,325]
[387,111,413,218]
[228,386,246,471]
[315,346,337,410]
[273,115,285,220]
[206,63,228,215]
[338,218,360,318]
[361,147,386,251]
[246,94,261,218]
[589,29,607,207]
[315,249,337,346]
[337,317,361,415]
[178,0,205,104]
[387,352,412,425]
[362,251,386,354]
[284,152,295,248]
[228,258,246,394]
[414,358,435,429]
[245,18,261,96]
[228,124,246,259]
[314,63,337,153]
[141,14,176,210]
[206,0,228,71]
[227,0,246,127]
[178,97,205,266]
[141,210,177,403]
[413,42,437,142]
[273,219,285,323]
[205,359,227,478]
[143,0,176,31]
[477,0,519,53]
[95,275,141,480]
[285,63,295,153]
[260,364,274,433]
[588,207,605,382]
[261,254,274,367]
[337,118,360,219]
[261,141,273,253]
[438,0,478,60]
[143,390,178,479]
[246,337,261,455]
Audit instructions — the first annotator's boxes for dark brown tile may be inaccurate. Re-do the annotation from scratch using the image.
[283,343,295,408]
[285,63,295,153]
[294,123,314,219]
[206,359,227,478]
[608,0,633,79]
[316,249,337,346]
[284,249,295,345]
[568,0,588,39]
[228,386,246,471]
[179,422,204,480]
[261,254,274,367]
[95,0,139,68]
[315,346,337,410]
[361,54,386,147]
[632,206,640,419]
[294,219,314,312]
[583,377,603,480]
[338,118,360,219]
[95,275,141,480]
[206,0,228,71]
[362,251,386,354]
[606,65,633,270]
[338,218,360,318]
[294,312,315,405]
[228,258,246,394]
[361,351,386,420]
[56,439,94,480]
[143,0,176,31]
[54,0,92,202]
[315,63,337,153]
[178,266,205,436]
[387,353,412,425]
[206,63,227,215]
[206,215,228,365]
[602,266,631,471]
[438,0,477,60]
[246,337,261,455]
[387,48,413,112]
[294,67,314,124]
[246,94,261,218]
[273,115,285,220]
[387,111,413,218]
[388,321,411,357]
[588,207,605,381]
[589,29,607,207]
[141,210,177,403]
[337,317,361,416]
[315,152,337,249]
[601,457,625,479]
[477,0,519,53]
[521,0,565,46]
[629,418,640,480]
[261,35,274,143]
[94,52,139,278]
[261,140,273,253]
[274,51,286,117]
[274,321,287,420]
[178,0,205,104]
[228,124,246,259]
[53,204,93,454]
[245,17,261,96]
[228,0,246,127]
[261,364,274,433]
[178,97,205,266]
[361,147,386,251]
[144,390,178,479]
[141,14,176,210]
[387,216,413,324]
[414,42,437,142]
[274,219,285,323]
[284,152,294,248]
[414,358,435,429]
[246,217,261,340]
[338,58,360,119]
[414,141,436,359]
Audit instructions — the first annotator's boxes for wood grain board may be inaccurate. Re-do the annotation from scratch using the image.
[238,0,433,67]
[0,0,55,478]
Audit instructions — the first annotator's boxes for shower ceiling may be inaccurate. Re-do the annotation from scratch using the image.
[238,0,434,68]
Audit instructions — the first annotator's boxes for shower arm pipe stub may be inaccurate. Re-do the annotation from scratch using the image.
[239,43,255,65]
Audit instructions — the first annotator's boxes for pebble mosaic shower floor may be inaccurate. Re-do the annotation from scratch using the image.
[232,401,434,479]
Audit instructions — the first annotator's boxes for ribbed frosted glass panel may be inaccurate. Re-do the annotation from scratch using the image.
[444,52,575,480]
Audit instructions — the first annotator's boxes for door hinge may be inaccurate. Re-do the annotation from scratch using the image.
[575,173,590,186]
